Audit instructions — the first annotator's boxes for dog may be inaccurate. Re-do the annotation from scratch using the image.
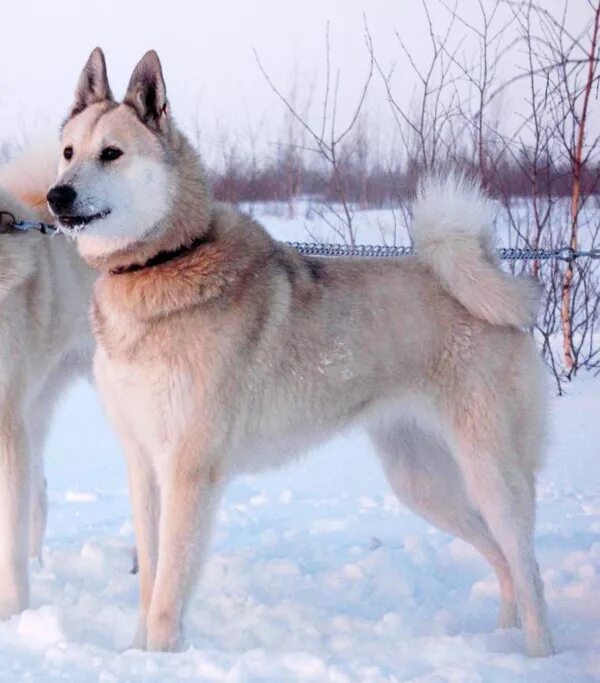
[0,143,95,619]
[48,47,553,657]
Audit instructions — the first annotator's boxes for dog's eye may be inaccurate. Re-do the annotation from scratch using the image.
[99,146,123,162]
[63,146,73,161]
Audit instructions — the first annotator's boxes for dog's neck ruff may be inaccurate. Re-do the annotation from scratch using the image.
[109,236,207,275]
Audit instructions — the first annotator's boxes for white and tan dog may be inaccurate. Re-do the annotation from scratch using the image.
[0,144,94,619]
[49,48,553,657]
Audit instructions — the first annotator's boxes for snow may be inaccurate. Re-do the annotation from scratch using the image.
[1,206,599,681]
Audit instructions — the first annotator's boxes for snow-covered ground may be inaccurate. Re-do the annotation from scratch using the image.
[1,205,599,682]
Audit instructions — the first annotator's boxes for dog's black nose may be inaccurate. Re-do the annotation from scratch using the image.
[47,185,77,213]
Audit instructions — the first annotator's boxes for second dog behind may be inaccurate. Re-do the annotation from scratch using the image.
[0,144,95,619]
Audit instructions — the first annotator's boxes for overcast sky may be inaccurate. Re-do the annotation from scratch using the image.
[0,1,592,163]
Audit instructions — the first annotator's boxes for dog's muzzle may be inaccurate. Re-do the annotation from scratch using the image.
[47,185,111,229]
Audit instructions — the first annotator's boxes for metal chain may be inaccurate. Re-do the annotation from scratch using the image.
[287,242,413,258]
[289,241,600,262]
[2,219,600,262]
[0,215,58,235]
[14,221,57,235]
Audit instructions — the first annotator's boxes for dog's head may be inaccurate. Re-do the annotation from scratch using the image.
[48,48,177,259]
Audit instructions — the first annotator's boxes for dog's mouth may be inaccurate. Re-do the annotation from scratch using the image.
[58,208,111,229]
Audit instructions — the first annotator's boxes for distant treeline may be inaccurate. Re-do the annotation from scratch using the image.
[207,151,600,206]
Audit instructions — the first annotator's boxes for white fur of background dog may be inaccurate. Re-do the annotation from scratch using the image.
[0,144,94,619]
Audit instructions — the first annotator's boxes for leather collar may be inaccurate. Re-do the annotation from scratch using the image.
[109,236,207,275]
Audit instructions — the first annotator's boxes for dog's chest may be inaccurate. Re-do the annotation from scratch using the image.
[91,291,224,468]
[95,345,197,462]
[91,295,148,360]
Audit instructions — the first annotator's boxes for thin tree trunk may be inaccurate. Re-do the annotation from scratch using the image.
[561,0,600,376]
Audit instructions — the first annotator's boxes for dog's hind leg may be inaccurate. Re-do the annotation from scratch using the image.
[370,421,517,629]
[0,405,31,618]
[447,391,553,657]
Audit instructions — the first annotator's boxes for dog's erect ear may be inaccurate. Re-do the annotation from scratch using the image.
[69,47,113,119]
[124,50,169,133]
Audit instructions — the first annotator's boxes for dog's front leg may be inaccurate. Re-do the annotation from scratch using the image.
[145,451,222,652]
[127,447,160,650]
[26,407,52,565]
[0,408,30,619]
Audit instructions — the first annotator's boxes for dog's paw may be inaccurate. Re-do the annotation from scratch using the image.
[146,630,181,652]
[145,610,182,652]
[525,629,554,657]
[128,624,147,651]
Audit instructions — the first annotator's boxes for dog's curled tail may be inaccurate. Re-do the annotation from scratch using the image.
[411,174,540,327]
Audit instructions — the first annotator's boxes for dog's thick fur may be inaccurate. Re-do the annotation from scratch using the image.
[50,48,553,657]
[0,144,94,618]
